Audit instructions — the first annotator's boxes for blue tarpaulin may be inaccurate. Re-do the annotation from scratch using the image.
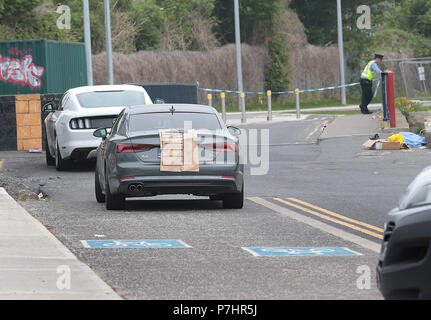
[399,132,426,148]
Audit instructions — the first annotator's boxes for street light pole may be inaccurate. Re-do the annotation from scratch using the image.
[104,0,114,85]
[234,0,244,110]
[83,0,93,86]
[337,0,346,105]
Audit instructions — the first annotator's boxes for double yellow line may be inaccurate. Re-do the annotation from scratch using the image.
[274,197,384,239]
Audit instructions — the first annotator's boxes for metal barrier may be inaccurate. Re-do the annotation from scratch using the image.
[198,81,363,123]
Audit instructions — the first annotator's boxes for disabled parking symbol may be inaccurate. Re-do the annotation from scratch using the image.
[81,239,192,248]
[242,247,361,257]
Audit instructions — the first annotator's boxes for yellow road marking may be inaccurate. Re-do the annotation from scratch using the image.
[0,159,3,169]
[287,197,384,233]
[273,198,383,239]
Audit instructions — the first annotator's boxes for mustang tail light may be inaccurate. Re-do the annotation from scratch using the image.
[70,118,92,129]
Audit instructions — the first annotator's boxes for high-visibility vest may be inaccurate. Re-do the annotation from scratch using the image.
[361,60,376,80]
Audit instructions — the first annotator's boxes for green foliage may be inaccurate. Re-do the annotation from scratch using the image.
[212,0,291,92]
[389,0,431,38]
[289,0,431,82]
[0,0,73,42]
[156,0,216,50]
[57,0,106,52]
[372,27,431,56]
[264,29,290,92]
[132,0,164,50]
[0,0,43,22]
[213,0,282,44]
[396,97,423,116]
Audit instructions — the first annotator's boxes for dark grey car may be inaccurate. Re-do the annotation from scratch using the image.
[94,104,244,210]
[377,166,431,299]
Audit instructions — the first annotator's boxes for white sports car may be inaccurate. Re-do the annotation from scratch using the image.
[43,85,153,170]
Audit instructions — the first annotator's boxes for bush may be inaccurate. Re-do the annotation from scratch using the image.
[395,97,422,117]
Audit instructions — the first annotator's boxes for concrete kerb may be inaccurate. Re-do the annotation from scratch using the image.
[0,187,121,300]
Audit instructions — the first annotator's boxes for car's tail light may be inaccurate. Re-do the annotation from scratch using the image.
[202,143,236,152]
[117,144,155,153]
[70,118,92,129]
[70,119,78,129]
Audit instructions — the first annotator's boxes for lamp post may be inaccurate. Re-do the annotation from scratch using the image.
[337,0,346,104]
[83,0,93,85]
[234,0,244,110]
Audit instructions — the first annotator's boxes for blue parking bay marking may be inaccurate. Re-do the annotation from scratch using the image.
[81,240,192,248]
[242,247,361,257]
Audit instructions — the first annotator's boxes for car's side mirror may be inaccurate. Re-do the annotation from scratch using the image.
[42,102,54,112]
[154,98,165,104]
[93,127,108,139]
[227,126,241,136]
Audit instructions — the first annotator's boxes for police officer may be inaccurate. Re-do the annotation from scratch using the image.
[359,54,384,114]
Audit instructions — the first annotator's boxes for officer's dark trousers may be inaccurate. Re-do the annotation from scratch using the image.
[360,78,373,113]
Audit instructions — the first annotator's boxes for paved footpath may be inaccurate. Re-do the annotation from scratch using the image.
[224,103,382,126]
[0,188,121,299]
[320,108,409,140]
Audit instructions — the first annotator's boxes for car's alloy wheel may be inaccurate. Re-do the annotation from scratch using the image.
[45,136,55,166]
[95,169,105,203]
[222,182,244,209]
[105,177,125,210]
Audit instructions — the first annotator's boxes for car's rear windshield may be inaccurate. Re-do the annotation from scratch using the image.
[76,90,147,108]
[129,112,222,132]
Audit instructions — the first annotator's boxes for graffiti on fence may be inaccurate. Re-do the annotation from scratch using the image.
[0,54,44,89]
[8,47,33,58]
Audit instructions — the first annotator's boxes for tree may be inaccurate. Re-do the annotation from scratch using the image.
[132,0,164,50]
[213,0,283,45]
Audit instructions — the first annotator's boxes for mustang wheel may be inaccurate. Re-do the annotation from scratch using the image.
[55,137,71,171]
[45,136,55,166]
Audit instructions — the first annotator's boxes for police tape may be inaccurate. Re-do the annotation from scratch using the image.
[197,79,380,95]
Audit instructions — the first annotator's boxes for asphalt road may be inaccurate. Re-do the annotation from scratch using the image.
[3,115,431,299]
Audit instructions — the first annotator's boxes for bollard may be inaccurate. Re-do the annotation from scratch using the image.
[295,88,300,119]
[220,92,226,122]
[207,94,212,107]
[267,90,272,121]
[240,92,246,123]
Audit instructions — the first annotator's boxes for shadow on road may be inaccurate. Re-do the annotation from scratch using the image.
[124,198,224,212]
[66,160,96,172]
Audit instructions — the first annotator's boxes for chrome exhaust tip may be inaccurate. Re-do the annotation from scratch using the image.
[136,184,143,192]
[129,184,136,192]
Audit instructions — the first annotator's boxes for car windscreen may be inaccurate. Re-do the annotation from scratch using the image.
[129,112,222,132]
[76,90,147,108]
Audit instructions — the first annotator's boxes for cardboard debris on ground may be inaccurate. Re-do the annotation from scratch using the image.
[159,129,199,172]
[363,139,409,150]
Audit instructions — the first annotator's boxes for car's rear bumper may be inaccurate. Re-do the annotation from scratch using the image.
[58,129,102,160]
[114,175,243,197]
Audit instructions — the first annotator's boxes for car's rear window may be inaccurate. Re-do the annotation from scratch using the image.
[77,90,148,108]
[129,112,222,132]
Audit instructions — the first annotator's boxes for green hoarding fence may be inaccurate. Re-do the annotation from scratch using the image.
[0,39,87,95]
